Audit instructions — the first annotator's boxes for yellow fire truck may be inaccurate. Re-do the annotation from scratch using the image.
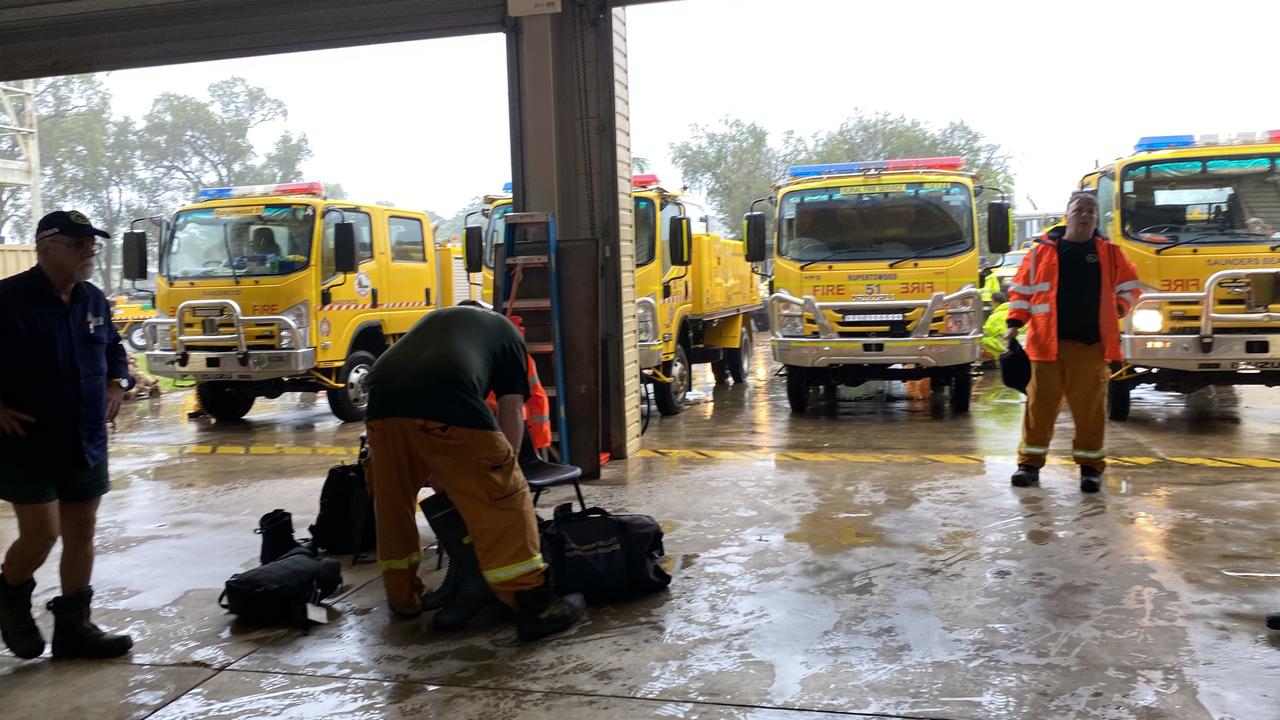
[1079,131,1280,419]
[742,157,1012,413]
[123,182,451,422]
[465,176,761,415]
[108,290,157,352]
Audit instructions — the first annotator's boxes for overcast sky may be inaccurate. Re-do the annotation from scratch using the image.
[99,0,1280,221]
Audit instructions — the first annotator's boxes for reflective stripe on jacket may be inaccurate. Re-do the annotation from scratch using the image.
[1007,229,1141,363]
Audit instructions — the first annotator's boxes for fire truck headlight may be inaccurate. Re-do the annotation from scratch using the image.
[279,301,310,349]
[943,297,977,334]
[779,310,806,337]
[1132,308,1164,333]
[636,299,657,343]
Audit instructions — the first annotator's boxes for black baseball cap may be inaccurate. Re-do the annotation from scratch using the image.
[35,210,110,241]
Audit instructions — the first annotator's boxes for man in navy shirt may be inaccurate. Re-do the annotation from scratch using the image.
[0,210,134,660]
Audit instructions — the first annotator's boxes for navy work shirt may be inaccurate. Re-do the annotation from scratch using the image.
[0,266,128,470]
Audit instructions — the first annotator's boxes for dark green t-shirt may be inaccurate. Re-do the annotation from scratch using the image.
[1056,238,1102,345]
[365,306,530,430]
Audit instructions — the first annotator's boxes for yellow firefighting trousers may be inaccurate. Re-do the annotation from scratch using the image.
[1017,340,1109,472]
[365,418,547,615]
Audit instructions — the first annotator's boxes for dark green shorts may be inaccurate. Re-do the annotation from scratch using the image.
[0,459,110,505]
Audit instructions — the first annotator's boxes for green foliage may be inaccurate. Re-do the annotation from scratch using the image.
[15,74,315,289]
[670,112,1015,248]
[433,198,486,244]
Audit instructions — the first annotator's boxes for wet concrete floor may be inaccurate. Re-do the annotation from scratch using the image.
[2,342,1279,719]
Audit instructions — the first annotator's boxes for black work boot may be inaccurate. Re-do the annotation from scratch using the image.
[255,509,301,565]
[48,587,133,659]
[1267,613,1280,630]
[0,573,45,659]
[1010,464,1040,487]
[515,582,586,642]
[1080,466,1103,494]
[419,495,499,630]
[421,548,456,612]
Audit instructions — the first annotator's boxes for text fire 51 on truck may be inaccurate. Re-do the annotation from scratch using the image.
[122,182,452,423]
[741,157,1013,413]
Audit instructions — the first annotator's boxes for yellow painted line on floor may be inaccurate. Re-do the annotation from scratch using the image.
[107,443,1278,473]
[1167,457,1246,468]
[922,455,981,465]
[1219,457,1280,468]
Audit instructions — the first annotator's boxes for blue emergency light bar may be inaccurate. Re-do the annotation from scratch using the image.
[787,156,965,178]
[194,182,325,202]
[1134,135,1195,152]
[502,182,513,193]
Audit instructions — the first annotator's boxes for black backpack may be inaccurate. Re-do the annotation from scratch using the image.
[309,462,376,559]
[538,503,672,604]
[220,546,343,626]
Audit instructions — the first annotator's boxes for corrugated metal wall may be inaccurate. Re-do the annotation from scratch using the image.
[0,245,36,279]
[612,8,642,457]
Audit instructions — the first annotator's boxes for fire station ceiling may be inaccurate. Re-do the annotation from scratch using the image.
[0,0,667,82]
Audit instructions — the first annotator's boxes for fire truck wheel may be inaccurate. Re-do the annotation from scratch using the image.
[653,345,690,416]
[724,324,752,384]
[328,350,377,423]
[1107,379,1131,421]
[786,366,809,413]
[949,369,972,413]
[125,324,148,352]
[196,382,255,422]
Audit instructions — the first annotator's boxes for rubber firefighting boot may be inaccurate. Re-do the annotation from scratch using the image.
[1010,465,1040,487]
[255,509,301,565]
[419,495,499,630]
[514,582,586,642]
[0,573,45,659]
[48,587,133,659]
[1080,466,1103,494]
[418,495,458,611]
[1267,612,1280,631]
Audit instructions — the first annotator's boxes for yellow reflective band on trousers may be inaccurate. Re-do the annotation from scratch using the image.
[482,553,546,584]
[378,549,424,573]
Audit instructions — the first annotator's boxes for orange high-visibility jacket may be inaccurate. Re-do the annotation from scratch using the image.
[1007,229,1142,363]
[485,353,552,450]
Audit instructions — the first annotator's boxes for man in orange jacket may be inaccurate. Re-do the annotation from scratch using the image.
[1004,191,1141,492]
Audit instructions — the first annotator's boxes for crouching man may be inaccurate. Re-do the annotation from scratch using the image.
[363,305,585,641]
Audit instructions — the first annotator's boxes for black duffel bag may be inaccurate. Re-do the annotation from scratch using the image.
[220,546,343,626]
[538,503,672,604]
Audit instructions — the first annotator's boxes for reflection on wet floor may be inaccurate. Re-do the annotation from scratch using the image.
[2,338,1279,719]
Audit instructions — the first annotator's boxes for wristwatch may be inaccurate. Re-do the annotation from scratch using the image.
[113,376,136,391]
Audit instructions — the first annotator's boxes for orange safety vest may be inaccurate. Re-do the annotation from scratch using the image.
[1008,229,1142,363]
[485,353,551,449]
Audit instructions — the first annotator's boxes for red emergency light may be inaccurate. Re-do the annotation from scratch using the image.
[884,156,966,171]
[1268,129,1280,143]
[271,182,327,197]
[632,174,661,188]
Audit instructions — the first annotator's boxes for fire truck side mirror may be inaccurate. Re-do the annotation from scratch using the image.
[987,201,1013,255]
[334,222,358,274]
[463,225,484,274]
[122,231,148,281]
[743,212,768,263]
[668,216,692,267]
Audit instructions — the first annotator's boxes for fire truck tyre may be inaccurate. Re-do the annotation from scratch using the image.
[1108,380,1131,421]
[653,345,690,416]
[125,324,148,352]
[949,370,972,413]
[786,367,809,413]
[724,325,752,385]
[328,350,377,423]
[196,382,255,422]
